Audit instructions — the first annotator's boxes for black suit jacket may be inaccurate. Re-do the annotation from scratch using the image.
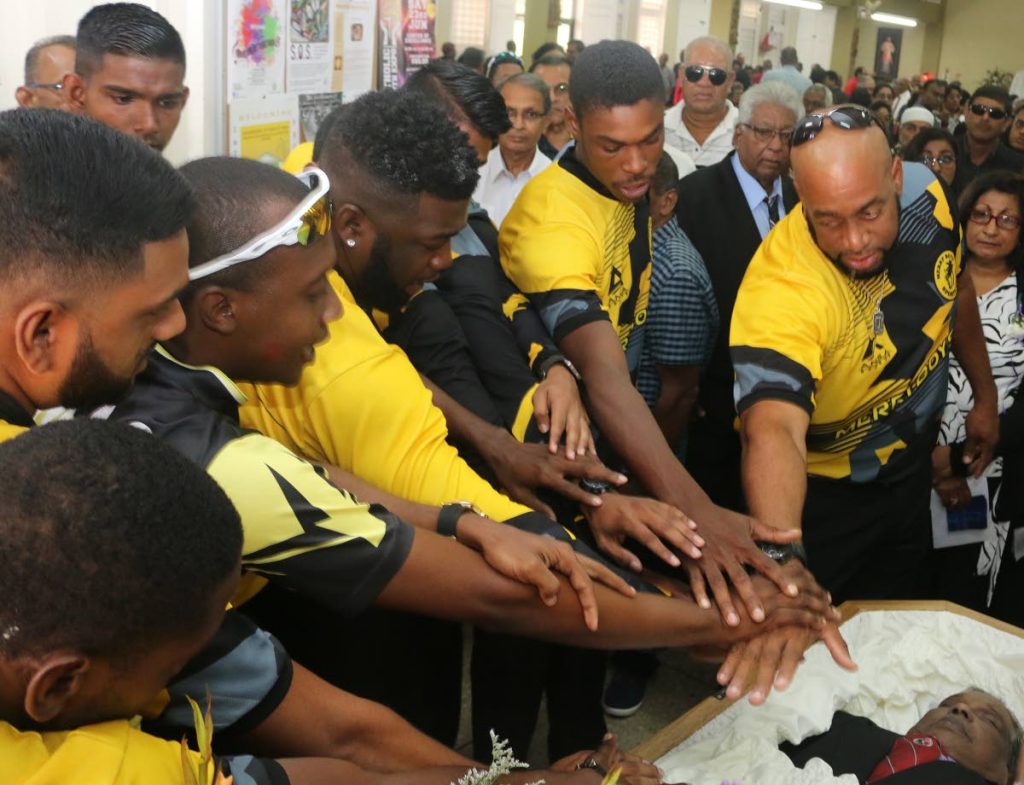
[781,711,991,784]
[675,151,798,428]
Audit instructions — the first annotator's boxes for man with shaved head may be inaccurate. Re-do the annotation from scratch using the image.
[731,105,999,601]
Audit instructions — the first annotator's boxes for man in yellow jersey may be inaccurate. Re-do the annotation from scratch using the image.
[0,422,654,785]
[0,108,192,444]
[732,105,999,602]
[108,137,850,768]
[500,40,800,627]
[0,420,281,784]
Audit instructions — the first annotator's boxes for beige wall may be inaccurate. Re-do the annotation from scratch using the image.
[938,0,1024,90]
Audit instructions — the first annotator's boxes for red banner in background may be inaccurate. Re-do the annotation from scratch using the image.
[377,0,435,88]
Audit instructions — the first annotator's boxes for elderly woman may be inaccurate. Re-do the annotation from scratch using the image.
[901,127,959,196]
[931,170,1024,625]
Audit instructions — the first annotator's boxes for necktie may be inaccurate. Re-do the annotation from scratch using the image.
[765,194,780,228]
[866,734,950,782]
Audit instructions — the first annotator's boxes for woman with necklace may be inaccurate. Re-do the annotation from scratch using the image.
[930,170,1024,625]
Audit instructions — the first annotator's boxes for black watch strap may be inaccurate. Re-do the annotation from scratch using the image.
[438,503,473,538]
[576,757,607,777]
[758,540,808,566]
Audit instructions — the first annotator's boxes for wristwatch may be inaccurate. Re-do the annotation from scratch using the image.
[758,540,808,566]
[537,353,582,383]
[437,501,483,538]
[576,756,607,776]
[579,477,615,495]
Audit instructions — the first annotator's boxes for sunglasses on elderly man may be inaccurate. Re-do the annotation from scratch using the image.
[684,64,728,86]
[790,104,883,147]
[969,103,1008,121]
[189,168,333,281]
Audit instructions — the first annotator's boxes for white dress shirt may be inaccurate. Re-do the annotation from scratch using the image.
[731,152,787,239]
[472,145,551,228]
[663,101,737,167]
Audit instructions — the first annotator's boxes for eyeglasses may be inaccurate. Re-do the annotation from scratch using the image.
[738,123,794,143]
[684,64,728,86]
[24,81,62,91]
[506,107,546,123]
[921,154,956,167]
[189,168,333,281]
[968,207,1022,231]
[791,104,881,147]
[970,103,1008,121]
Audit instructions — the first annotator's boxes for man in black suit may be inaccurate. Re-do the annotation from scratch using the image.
[676,80,802,511]
[782,689,1022,784]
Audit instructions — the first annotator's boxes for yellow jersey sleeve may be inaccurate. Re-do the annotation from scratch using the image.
[239,273,530,523]
[206,431,414,612]
[730,223,838,415]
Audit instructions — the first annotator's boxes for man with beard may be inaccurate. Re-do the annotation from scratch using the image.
[104,145,849,766]
[64,3,189,153]
[0,107,192,444]
[234,88,710,760]
[732,105,999,602]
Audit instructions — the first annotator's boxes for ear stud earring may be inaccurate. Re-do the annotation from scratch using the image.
[345,239,356,247]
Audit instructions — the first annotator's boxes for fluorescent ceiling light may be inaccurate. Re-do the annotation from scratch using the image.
[870,12,918,27]
[763,0,823,9]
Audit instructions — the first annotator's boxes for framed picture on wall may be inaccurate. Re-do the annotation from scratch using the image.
[874,27,901,80]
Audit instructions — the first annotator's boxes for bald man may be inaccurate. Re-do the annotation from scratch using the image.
[15,35,75,108]
[730,105,998,602]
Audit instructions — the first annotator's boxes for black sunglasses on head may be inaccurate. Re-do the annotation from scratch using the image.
[970,103,1008,120]
[790,104,883,147]
[684,64,728,86]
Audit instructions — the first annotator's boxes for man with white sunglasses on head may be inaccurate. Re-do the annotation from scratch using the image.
[664,35,737,167]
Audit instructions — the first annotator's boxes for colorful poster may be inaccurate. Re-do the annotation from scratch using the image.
[298,91,345,142]
[229,0,287,100]
[288,0,333,94]
[230,94,300,166]
[377,0,435,89]
[333,0,375,98]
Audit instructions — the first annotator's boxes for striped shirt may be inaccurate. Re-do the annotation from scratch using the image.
[636,219,718,408]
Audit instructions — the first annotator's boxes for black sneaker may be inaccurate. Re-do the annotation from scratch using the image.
[602,665,650,718]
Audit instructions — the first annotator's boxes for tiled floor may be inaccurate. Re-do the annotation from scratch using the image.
[452,632,723,766]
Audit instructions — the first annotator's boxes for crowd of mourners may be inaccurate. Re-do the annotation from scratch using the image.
[3,4,1024,784]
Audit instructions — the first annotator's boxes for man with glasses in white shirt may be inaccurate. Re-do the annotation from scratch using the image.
[474,73,552,227]
[664,36,737,167]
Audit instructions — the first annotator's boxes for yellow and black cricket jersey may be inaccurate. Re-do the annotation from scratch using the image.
[0,389,32,444]
[499,147,652,375]
[106,345,414,611]
[731,163,961,483]
[239,272,533,522]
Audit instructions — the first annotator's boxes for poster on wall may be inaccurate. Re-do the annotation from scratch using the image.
[874,27,902,81]
[228,0,287,100]
[299,91,345,141]
[288,0,333,93]
[377,0,435,89]
[230,93,300,166]
[334,0,375,98]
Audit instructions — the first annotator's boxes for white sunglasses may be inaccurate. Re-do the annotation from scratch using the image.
[189,167,333,281]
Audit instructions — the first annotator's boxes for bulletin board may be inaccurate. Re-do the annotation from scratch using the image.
[224,0,379,165]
